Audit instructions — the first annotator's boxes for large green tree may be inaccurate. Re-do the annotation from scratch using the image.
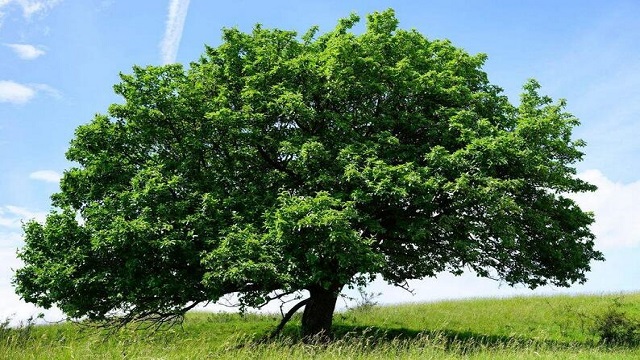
[14,10,602,339]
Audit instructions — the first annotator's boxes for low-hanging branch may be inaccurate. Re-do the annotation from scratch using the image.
[269,297,311,340]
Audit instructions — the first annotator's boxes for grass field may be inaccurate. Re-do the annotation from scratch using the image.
[2,292,640,359]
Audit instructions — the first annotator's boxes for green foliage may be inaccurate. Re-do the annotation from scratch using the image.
[592,299,640,346]
[14,9,601,332]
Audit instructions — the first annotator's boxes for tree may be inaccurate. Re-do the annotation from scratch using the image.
[14,9,603,340]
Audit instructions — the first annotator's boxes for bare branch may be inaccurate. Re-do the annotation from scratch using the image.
[269,297,310,340]
[217,294,241,308]
[86,301,203,333]
[254,289,299,310]
[276,291,304,318]
[396,280,415,295]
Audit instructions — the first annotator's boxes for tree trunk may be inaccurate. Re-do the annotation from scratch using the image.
[301,284,341,341]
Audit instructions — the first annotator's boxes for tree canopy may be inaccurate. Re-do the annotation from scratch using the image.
[14,9,603,339]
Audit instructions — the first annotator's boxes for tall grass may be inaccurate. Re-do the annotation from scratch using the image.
[1,293,639,359]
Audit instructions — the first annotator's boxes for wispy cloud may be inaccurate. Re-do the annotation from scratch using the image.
[0,205,46,228]
[0,0,62,20]
[30,83,60,99]
[160,0,191,64]
[29,170,61,183]
[0,80,60,105]
[4,43,45,60]
[0,80,35,104]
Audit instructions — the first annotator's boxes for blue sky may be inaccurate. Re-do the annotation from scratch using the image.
[1,0,639,322]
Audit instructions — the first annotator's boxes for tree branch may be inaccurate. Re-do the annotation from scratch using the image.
[269,297,310,339]
[395,280,415,295]
[255,290,299,309]
[92,301,203,332]
[256,146,297,178]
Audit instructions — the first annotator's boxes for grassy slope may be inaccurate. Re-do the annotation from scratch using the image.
[2,293,640,359]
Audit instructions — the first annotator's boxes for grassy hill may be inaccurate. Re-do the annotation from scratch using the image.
[2,293,640,359]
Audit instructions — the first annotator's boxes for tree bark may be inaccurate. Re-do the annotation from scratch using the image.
[301,284,341,342]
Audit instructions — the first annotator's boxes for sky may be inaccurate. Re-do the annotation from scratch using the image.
[1,0,639,324]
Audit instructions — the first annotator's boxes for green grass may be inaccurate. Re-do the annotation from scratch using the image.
[2,293,640,359]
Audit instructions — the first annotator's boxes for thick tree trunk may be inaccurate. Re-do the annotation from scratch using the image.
[301,284,341,341]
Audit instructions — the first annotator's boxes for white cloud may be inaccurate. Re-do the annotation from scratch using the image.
[0,80,35,104]
[29,170,61,183]
[0,232,21,245]
[160,0,191,65]
[0,216,20,229]
[0,0,61,20]
[0,244,65,326]
[4,43,45,59]
[0,80,60,104]
[0,206,47,228]
[30,83,60,98]
[570,169,640,249]
[0,207,63,326]
[5,206,46,222]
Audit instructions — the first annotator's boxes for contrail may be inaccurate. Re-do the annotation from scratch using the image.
[160,0,191,64]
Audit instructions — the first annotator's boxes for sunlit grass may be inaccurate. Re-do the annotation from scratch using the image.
[336,293,640,343]
[2,292,639,359]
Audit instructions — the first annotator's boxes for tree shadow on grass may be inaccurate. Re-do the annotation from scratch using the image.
[333,323,532,347]
[269,322,592,354]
